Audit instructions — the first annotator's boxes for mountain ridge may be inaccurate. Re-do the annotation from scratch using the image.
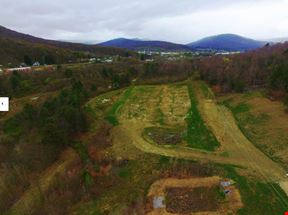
[98,38,191,52]
[99,34,269,52]
[187,34,267,51]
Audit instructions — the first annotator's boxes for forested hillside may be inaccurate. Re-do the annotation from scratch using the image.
[0,26,133,66]
[194,42,288,97]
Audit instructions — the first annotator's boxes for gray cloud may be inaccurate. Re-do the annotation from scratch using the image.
[1,0,288,43]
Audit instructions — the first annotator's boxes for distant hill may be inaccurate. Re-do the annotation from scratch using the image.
[99,38,191,52]
[187,34,267,51]
[0,25,132,66]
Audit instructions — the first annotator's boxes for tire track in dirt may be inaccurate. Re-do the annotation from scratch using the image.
[113,120,241,165]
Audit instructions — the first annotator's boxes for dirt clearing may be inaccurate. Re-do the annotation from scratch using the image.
[146,176,242,215]
[166,187,220,213]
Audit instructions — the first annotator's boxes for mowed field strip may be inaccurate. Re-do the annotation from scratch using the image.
[110,81,288,201]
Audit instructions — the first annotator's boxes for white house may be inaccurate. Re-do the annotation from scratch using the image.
[104,59,113,63]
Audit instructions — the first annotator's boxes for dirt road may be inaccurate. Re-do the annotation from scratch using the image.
[6,148,80,215]
[195,82,288,199]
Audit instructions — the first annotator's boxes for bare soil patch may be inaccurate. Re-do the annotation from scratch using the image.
[160,85,190,125]
[146,177,242,215]
[145,127,182,145]
[165,186,220,213]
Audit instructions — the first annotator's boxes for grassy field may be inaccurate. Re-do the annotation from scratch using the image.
[220,92,288,170]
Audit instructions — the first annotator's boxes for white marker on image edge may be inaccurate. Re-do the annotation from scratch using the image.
[0,97,9,112]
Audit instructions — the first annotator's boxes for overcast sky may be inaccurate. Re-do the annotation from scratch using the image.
[1,0,288,43]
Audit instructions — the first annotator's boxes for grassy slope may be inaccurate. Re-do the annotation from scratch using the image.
[185,81,220,151]
[220,93,288,170]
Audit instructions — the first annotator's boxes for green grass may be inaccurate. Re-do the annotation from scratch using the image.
[158,155,171,166]
[185,82,220,151]
[200,81,214,99]
[118,168,131,179]
[73,141,89,163]
[105,86,134,125]
[156,92,166,125]
[3,117,23,137]
[156,107,165,125]
[222,165,288,215]
[220,151,230,157]
[222,99,250,115]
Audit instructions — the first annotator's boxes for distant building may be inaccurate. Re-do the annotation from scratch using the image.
[104,59,113,63]
[145,59,154,62]
[20,63,27,67]
[32,62,41,67]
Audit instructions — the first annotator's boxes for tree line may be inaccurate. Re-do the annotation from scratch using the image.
[193,43,288,98]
